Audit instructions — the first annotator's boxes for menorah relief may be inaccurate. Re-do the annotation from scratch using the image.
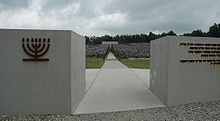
[22,38,50,61]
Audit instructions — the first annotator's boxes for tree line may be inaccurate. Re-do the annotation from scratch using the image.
[85,23,220,44]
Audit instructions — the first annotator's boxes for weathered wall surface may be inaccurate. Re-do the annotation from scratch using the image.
[150,36,220,106]
[0,29,85,115]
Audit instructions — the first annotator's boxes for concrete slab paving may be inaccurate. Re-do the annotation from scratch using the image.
[130,69,150,88]
[86,69,149,89]
[75,61,164,114]
[85,69,100,91]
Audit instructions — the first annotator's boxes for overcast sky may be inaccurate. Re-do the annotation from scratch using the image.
[0,0,219,36]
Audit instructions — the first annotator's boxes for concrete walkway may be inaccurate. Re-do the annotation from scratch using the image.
[75,60,164,114]
[130,69,150,88]
[105,52,117,60]
[85,69,101,91]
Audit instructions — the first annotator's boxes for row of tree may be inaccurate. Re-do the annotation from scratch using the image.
[183,23,220,37]
[85,23,220,44]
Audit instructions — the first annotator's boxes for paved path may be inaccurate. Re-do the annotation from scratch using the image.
[131,69,150,87]
[75,60,164,114]
[105,52,117,60]
[85,69,100,91]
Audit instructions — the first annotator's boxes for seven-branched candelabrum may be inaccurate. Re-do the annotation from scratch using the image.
[22,38,50,61]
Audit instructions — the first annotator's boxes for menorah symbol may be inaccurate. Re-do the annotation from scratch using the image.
[22,38,50,61]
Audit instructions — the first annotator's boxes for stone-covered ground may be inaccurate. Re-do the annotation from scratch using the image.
[1,100,220,121]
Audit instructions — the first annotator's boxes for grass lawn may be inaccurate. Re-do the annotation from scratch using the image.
[86,57,105,69]
[120,58,150,69]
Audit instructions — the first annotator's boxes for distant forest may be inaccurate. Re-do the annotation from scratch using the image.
[85,23,220,44]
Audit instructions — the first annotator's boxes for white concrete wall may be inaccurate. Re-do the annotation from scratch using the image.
[0,29,85,115]
[70,32,86,113]
[150,36,220,106]
[150,37,169,105]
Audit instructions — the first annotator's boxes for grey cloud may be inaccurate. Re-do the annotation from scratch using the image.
[41,0,79,10]
[0,0,30,10]
[75,0,109,19]
[78,0,100,18]
[100,0,220,35]
[40,0,99,18]
[0,0,219,36]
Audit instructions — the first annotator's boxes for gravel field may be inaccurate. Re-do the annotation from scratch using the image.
[1,100,220,121]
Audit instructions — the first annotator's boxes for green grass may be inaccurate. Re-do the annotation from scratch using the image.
[86,57,105,69]
[120,59,150,69]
